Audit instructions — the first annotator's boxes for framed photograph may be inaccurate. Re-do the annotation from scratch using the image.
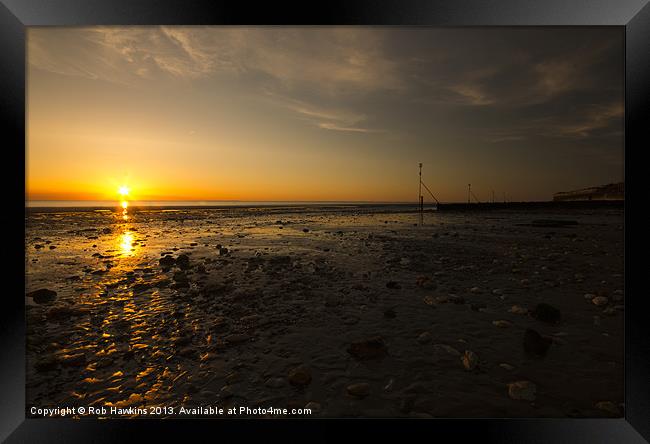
[1,0,648,441]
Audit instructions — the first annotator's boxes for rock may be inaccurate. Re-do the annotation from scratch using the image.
[499,363,515,371]
[523,328,552,357]
[288,366,312,387]
[592,296,609,306]
[28,289,57,304]
[219,247,229,256]
[509,305,528,315]
[595,401,621,416]
[461,350,478,370]
[470,286,480,293]
[302,228,309,233]
[493,320,513,328]
[423,295,436,306]
[347,337,388,360]
[417,332,432,344]
[508,381,536,401]
[530,303,562,324]
[176,254,190,270]
[386,281,401,289]
[346,383,370,398]
[159,256,175,268]
[492,289,503,295]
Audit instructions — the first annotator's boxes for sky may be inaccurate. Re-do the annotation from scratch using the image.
[26,27,624,203]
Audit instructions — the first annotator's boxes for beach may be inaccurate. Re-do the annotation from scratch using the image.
[25,204,624,418]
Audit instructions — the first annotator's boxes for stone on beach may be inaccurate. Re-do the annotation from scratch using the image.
[595,401,622,416]
[492,320,513,328]
[288,366,312,387]
[159,256,175,268]
[592,296,609,306]
[509,305,528,315]
[176,254,190,270]
[461,350,478,370]
[347,337,388,360]
[28,288,57,304]
[507,381,536,401]
[346,382,370,398]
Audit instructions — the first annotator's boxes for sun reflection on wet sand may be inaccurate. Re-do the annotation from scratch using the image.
[119,231,135,256]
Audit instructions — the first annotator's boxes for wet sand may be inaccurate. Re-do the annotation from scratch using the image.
[25,205,624,418]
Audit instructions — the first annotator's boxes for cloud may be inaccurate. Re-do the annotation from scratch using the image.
[28,27,623,142]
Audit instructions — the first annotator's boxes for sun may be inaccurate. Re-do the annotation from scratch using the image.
[118,185,130,196]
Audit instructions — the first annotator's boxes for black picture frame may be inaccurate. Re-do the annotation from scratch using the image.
[1,0,648,442]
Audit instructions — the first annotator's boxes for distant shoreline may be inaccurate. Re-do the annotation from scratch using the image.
[25,200,623,213]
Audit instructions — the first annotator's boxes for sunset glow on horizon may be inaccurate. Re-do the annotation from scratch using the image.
[27,27,624,203]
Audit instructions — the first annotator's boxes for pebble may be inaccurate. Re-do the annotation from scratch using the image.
[288,366,312,387]
[423,295,436,306]
[27,289,57,304]
[176,254,191,270]
[592,296,609,306]
[159,256,175,268]
[508,381,536,401]
[347,337,388,360]
[509,305,528,315]
[493,320,513,328]
[346,383,370,398]
[595,401,621,416]
[461,350,478,370]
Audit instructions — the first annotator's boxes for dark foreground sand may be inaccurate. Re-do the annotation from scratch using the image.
[25,205,624,418]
